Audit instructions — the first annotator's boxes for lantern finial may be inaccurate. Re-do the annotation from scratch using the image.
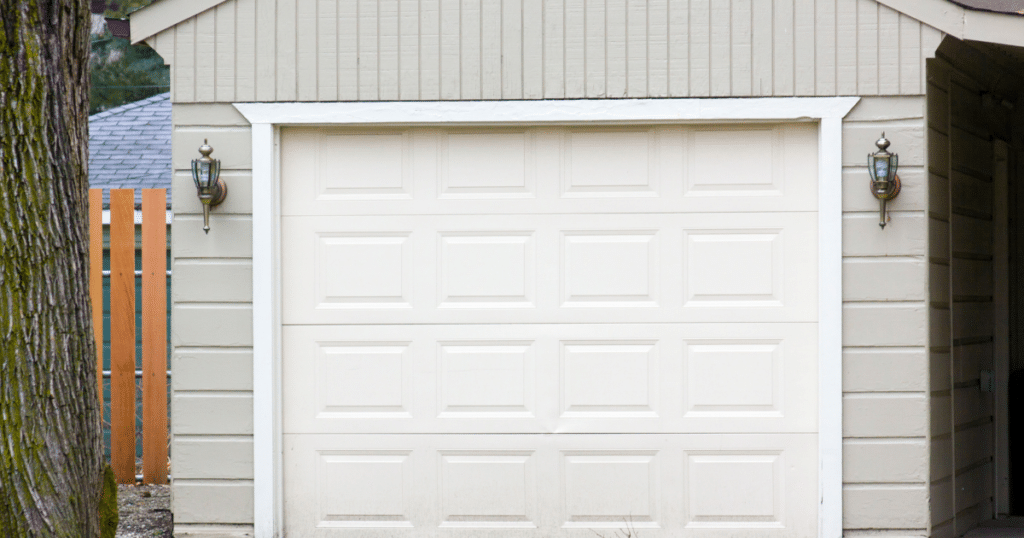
[875,133,890,152]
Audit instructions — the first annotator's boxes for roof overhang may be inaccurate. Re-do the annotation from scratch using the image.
[877,0,1024,48]
[130,0,229,44]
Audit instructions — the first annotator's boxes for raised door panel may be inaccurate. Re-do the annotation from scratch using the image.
[281,323,817,435]
[279,124,818,217]
[282,433,818,537]
[280,213,817,325]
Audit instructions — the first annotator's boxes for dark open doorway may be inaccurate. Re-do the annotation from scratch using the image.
[928,35,1024,537]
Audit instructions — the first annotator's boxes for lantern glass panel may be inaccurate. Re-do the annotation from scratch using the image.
[888,154,898,182]
[198,162,211,188]
[873,158,889,182]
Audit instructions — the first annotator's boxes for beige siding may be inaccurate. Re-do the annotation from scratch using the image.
[169,98,935,532]
[927,39,1010,537]
[170,104,256,530]
[147,0,942,103]
[841,96,930,534]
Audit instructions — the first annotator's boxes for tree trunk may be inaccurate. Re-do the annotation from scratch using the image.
[0,1,104,537]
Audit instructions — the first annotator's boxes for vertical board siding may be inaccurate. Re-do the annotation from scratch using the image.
[794,0,815,95]
[835,0,859,95]
[564,0,585,97]
[606,0,627,98]
[856,0,878,95]
[460,0,481,98]
[502,0,524,99]
[522,0,544,99]
[647,0,668,97]
[816,0,837,95]
[876,4,900,95]
[439,0,460,99]
[318,0,339,100]
[276,0,298,101]
[481,0,502,99]
[772,0,794,95]
[195,10,217,102]
[730,0,752,97]
[235,0,256,100]
[667,0,688,95]
[400,0,420,99]
[379,0,400,100]
[338,0,359,100]
[688,0,710,96]
[708,0,728,96]
[899,16,921,95]
[255,0,276,100]
[173,18,195,102]
[297,0,318,100]
[154,0,939,103]
[420,0,441,99]
[584,0,606,96]
[751,0,772,96]
[626,0,647,97]
[214,2,236,101]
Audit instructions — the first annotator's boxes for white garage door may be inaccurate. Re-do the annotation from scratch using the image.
[279,124,820,537]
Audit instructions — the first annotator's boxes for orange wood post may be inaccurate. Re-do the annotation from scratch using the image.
[109,189,136,484]
[141,190,168,484]
[89,189,103,402]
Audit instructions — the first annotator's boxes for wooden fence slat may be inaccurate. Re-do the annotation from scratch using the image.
[109,189,136,484]
[141,190,168,485]
[89,189,103,402]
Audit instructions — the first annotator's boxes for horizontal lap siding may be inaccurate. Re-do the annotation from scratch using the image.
[928,64,955,537]
[947,67,997,537]
[841,97,930,533]
[928,52,1004,537]
[170,104,256,530]
[147,0,942,103]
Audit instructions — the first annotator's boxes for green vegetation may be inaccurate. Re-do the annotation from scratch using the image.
[90,0,169,114]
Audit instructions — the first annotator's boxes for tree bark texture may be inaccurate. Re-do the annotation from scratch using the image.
[0,1,103,536]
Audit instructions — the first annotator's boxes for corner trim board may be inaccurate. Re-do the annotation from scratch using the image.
[238,97,858,538]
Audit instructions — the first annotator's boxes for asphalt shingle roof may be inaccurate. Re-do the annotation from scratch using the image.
[951,0,1024,14]
[88,92,172,208]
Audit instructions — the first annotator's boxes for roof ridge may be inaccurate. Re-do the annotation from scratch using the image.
[89,92,170,122]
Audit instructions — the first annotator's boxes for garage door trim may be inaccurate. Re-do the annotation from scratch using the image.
[236,96,859,538]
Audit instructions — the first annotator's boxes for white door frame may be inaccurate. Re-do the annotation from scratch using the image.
[234,96,859,538]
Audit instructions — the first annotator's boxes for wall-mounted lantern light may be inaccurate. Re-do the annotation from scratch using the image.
[867,133,900,229]
[191,139,227,234]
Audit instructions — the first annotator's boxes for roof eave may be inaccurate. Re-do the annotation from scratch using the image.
[129,0,230,44]
[877,0,1024,48]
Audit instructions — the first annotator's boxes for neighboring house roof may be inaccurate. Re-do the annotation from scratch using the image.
[89,92,172,208]
[951,0,1024,14]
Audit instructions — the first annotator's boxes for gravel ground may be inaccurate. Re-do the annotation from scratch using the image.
[116,484,172,538]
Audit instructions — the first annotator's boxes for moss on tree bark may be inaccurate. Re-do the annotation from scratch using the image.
[0,0,105,536]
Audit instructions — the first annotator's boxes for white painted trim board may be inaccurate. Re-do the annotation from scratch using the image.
[237,97,858,538]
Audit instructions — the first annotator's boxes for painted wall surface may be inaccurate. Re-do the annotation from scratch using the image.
[149,0,947,534]
[926,39,1014,537]
[841,97,930,535]
[145,0,942,104]
[168,97,933,535]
